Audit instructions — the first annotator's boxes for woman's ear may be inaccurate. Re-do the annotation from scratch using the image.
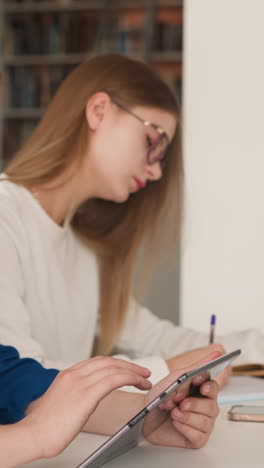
[85,92,111,130]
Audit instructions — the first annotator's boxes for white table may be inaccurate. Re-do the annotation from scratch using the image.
[20,403,263,468]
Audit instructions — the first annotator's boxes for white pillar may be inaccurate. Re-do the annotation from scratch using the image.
[181,0,264,333]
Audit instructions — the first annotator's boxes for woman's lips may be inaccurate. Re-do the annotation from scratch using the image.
[134,178,146,191]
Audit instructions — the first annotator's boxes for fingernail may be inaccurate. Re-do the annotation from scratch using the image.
[203,384,211,393]
[182,401,190,410]
[146,379,152,387]
[193,375,204,384]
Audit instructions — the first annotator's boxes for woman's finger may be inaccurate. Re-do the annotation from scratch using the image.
[69,356,151,379]
[178,398,219,420]
[173,380,219,418]
[158,378,219,413]
[171,420,210,449]
[158,389,188,411]
[87,372,153,403]
[200,379,219,400]
[171,408,213,433]
[84,366,153,391]
[214,366,231,388]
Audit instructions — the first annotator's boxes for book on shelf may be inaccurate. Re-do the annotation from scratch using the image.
[94,9,145,55]
[6,65,75,109]
[3,120,36,163]
[117,11,144,55]
[3,10,99,55]
[1,2,183,163]
[4,0,74,3]
[153,7,183,52]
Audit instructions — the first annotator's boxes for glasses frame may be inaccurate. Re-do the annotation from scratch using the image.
[112,100,169,167]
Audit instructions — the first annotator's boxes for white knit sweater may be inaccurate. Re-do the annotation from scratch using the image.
[0,176,263,388]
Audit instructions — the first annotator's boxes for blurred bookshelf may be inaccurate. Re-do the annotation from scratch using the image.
[0,0,183,166]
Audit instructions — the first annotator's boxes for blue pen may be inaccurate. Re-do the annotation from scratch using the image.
[209,314,216,344]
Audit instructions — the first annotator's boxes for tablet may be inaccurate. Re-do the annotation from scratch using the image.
[76,349,241,468]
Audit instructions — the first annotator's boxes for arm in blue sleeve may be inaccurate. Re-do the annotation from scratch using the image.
[0,345,59,424]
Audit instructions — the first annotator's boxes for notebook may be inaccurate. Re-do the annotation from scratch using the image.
[218,376,264,404]
[232,363,264,377]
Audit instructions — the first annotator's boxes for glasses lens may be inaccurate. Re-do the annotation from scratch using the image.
[148,134,168,166]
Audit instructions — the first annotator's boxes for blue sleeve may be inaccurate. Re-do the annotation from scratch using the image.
[0,345,59,424]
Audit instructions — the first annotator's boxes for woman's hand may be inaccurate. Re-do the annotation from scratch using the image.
[24,356,152,460]
[143,351,221,449]
[166,344,230,388]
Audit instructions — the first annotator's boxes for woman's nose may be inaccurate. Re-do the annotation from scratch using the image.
[146,161,162,181]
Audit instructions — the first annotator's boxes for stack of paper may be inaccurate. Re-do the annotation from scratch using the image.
[218,376,264,404]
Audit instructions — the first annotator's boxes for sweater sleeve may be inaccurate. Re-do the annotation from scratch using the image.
[0,345,58,424]
[115,298,264,374]
[0,211,75,371]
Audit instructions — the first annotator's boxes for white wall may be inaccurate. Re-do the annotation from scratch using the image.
[181,0,264,333]
[144,249,180,324]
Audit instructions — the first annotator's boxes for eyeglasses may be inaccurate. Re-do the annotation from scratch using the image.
[112,100,169,168]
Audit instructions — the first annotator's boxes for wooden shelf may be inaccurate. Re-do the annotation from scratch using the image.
[5,1,99,13]
[4,53,91,65]
[3,108,44,119]
[5,0,183,14]
[3,52,144,66]
[1,0,183,163]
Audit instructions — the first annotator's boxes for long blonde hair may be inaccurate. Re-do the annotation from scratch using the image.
[5,53,183,355]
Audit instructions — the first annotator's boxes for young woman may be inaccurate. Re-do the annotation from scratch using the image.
[0,344,220,467]
[0,53,262,393]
